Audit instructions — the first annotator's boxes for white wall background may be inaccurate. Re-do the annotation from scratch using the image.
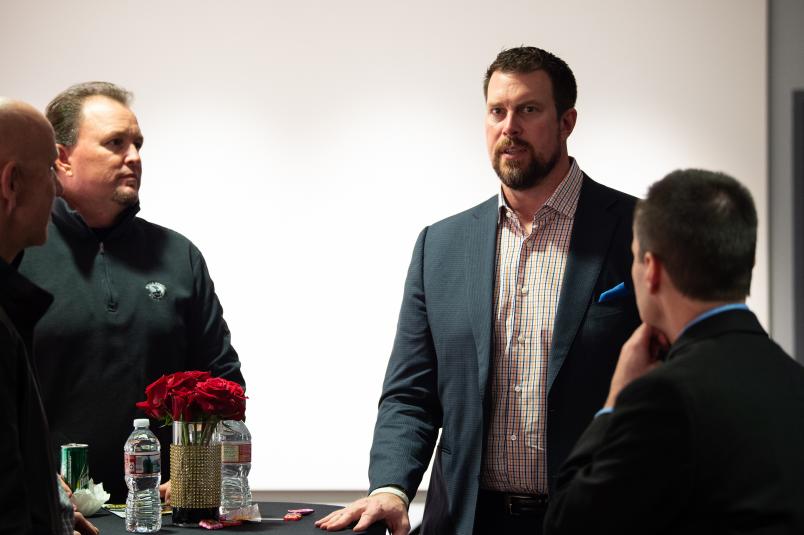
[1,0,767,491]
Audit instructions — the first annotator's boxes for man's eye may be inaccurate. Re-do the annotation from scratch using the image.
[107,138,123,148]
[489,108,505,118]
[522,105,538,114]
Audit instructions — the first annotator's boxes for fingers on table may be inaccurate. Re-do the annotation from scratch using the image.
[315,507,362,531]
[356,505,409,535]
[353,499,404,533]
[73,511,100,535]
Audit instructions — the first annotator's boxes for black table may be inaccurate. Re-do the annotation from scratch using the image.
[88,502,386,534]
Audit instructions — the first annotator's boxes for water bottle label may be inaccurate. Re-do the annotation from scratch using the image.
[124,452,161,475]
[221,443,251,464]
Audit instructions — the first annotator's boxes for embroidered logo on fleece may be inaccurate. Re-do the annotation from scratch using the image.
[145,281,166,300]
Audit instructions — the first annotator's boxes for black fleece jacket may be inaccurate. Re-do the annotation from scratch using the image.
[20,198,244,501]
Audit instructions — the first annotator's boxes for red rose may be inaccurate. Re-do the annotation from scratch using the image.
[170,389,196,421]
[134,401,161,420]
[194,377,247,421]
[166,370,210,391]
[136,374,170,419]
[137,371,245,423]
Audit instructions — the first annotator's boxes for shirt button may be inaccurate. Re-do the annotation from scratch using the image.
[520,286,528,295]
[514,385,522,393]
[517,334,525,344]
[510,434,517,441]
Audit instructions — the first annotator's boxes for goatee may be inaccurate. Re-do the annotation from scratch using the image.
[113,187,139,206]
[493,136,560,191]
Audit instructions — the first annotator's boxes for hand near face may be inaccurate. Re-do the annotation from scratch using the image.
[315,493,409,535]
[605,323,670,408]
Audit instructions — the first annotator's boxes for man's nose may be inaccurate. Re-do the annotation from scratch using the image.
[501,113,521,138]
[125,143,141,165]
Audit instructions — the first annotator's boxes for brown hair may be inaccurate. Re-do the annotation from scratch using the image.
[46,81,132,146]
[634,169,757,301]
[483,46,577,116]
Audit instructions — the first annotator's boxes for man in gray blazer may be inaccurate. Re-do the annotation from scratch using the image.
[317,46,640,535]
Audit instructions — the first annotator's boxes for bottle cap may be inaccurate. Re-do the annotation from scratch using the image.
[133,418,150,428]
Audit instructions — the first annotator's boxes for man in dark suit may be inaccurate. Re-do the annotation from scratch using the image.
[544,169,804,534]
[0,98,101,535]
[317,46,639,535]
[0,97,63,535]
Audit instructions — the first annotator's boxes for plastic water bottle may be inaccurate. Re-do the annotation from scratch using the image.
[215,420,252,514]
[124,419,161,533]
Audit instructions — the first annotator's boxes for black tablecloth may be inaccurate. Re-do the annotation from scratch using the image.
[87,501,386,534]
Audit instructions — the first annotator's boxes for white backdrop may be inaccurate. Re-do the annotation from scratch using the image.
[1,0,767,491]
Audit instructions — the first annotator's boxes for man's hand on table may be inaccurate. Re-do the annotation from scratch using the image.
[315,493,409,535]
[160,481,171,504]
[73,511,99,535]
[57,474,99,535]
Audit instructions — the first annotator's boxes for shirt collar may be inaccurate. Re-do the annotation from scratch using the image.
[678,303,750,338]
[497,158,584,223]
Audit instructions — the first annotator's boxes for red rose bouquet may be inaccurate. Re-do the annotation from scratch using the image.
[136,371,246,445]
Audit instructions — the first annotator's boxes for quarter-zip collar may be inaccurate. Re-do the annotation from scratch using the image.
[51,197,141,243]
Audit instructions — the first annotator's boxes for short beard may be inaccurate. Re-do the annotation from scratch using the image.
[112,187,139,206]
[492,136,560,191]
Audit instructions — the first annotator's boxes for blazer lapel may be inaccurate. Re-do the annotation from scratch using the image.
[547,177,618,392]
[465,196,498,403]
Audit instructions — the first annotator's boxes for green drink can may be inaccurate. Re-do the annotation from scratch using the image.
[60,443,90,491]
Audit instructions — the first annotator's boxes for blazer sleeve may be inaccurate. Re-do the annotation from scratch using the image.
[544,374,693,534]
[368,227,441,500]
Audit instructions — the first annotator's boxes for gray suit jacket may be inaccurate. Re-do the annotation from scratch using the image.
[369,175,640,535]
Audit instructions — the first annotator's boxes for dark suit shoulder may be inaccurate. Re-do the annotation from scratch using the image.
[580,174,637,217]
[625,321,804,429]
[666,328,803,385]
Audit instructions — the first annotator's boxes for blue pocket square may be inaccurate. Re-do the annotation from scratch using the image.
[598,282,629,303]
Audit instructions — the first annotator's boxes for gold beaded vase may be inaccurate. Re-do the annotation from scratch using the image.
[170,421,221,526]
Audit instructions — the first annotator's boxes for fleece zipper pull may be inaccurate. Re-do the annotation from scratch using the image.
[98,242,118,312]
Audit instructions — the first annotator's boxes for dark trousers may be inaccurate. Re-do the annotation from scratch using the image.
[473,490,546,535]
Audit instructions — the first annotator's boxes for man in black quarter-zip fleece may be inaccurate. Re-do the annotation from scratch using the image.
[19,82,245,502]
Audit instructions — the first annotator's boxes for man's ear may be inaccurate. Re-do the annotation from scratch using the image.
[559,108,577,141]
[0,160,20,216]
[56,144,72,177]
[643,251,662,294]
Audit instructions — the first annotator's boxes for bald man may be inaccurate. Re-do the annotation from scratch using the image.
[0,99,95,535]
